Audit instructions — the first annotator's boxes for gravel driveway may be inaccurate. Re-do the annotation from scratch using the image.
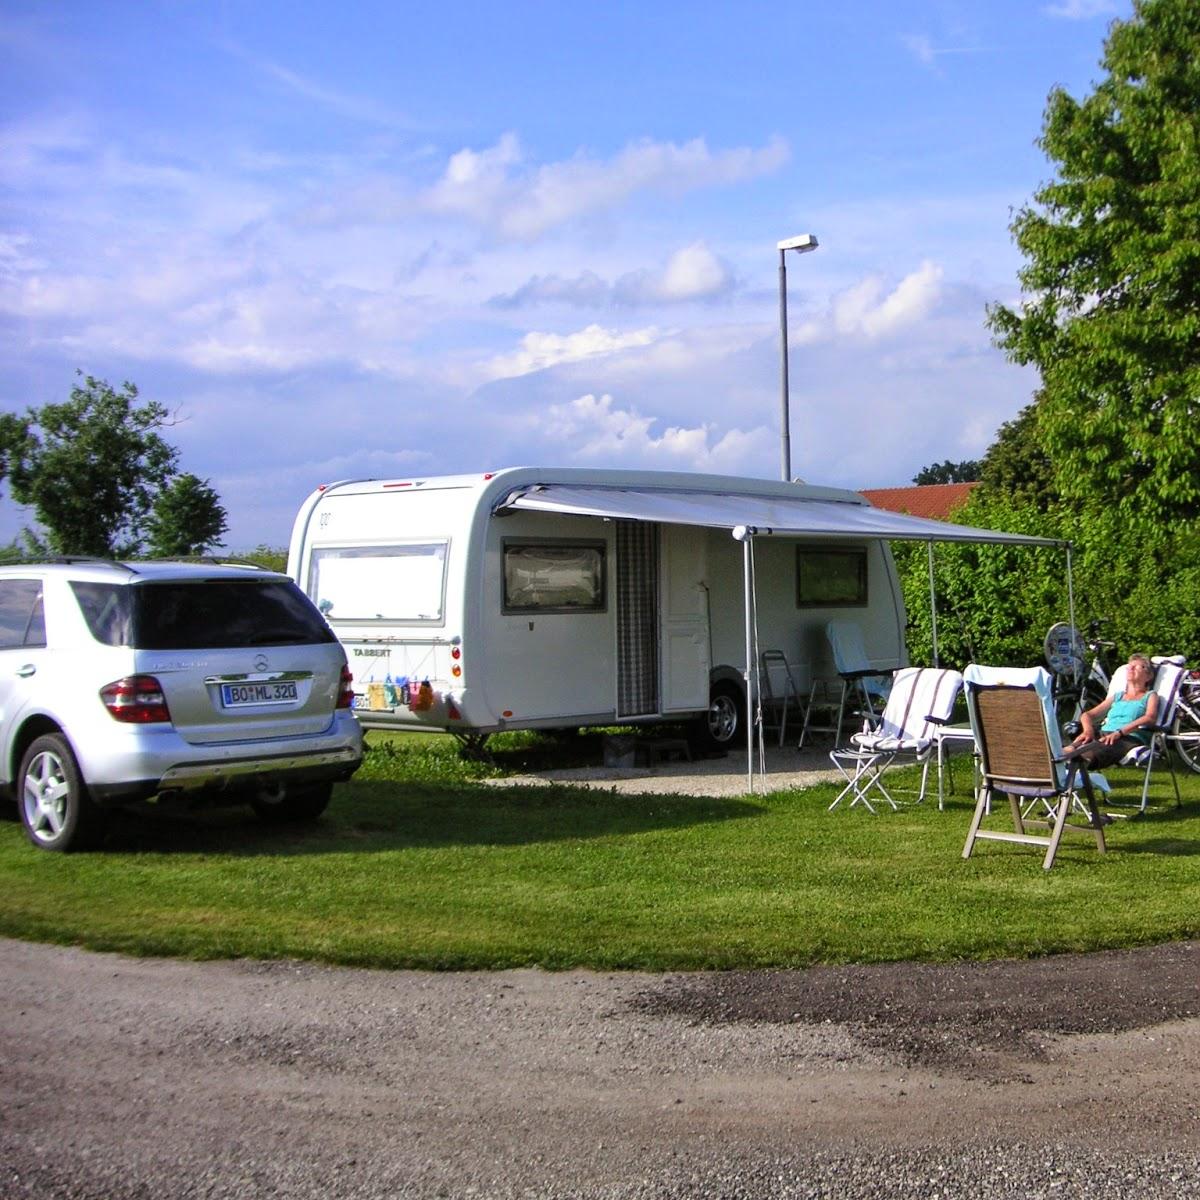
[4,936,1199,1199]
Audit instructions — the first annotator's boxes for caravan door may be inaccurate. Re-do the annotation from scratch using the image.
[658,526,710,712]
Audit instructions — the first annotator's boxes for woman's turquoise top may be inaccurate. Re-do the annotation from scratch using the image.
[1101,691,1151,745]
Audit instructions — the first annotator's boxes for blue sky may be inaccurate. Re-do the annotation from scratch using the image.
[1,0,1127,549]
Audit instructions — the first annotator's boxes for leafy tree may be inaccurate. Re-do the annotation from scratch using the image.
[893,490,1074,671]
[894,481,1200,670]
[145,473,228,557]
[240,545,288,573]
[0,411,25,481]
[5,373,226,558]
[976,404,1058,511]
[7,374,177,555]
[987,0,1200,526]
[911,459,981,486]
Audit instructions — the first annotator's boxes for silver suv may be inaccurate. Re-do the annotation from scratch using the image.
[0,559,363,851]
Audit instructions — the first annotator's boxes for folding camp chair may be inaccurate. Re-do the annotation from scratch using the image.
[1092,656,1184,816]
[828,666,963,813]
[961,665,1106,870]
[823,620,896,746]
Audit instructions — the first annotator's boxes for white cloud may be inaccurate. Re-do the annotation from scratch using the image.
[490,242,734,310]
[217,38,421,130]
[900,33,986,70]
[423,134,789,240]
[540,393,775,473]
[0,111,88,158]
[1043,0,1118,18]
[902,34,937,67]
[424,132,525,226]
[488,270,612,310]
[487,324,662,378]
[828,261,946,339]
[648,241,734,302]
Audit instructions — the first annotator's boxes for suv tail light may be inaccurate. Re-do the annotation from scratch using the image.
[101,675,172,724]
[336,665,355,709]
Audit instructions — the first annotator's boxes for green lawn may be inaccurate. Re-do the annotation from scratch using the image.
[1,731,1198,970]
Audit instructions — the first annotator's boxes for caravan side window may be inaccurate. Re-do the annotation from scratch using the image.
[795,546,868,607]
[502,541,606,614]
[309,543,448,622]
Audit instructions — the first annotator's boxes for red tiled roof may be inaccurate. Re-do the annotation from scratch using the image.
[858,482,979,521]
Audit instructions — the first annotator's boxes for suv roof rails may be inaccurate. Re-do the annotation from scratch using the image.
[0,554,276,574]
[147,555,274,570]
[0,555,140,573]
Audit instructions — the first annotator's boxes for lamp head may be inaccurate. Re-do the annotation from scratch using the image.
[777,233,818,253]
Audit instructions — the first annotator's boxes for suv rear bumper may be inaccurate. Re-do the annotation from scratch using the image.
[90,746,362,805]
[78,715,363,806]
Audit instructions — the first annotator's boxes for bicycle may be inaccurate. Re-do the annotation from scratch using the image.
[1043,619,1116,733]
[1171,666,1200,774]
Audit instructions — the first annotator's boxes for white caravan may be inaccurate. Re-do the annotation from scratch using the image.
[286,467,921,750]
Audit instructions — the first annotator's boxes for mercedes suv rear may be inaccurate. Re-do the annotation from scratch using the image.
[0,560,363,851]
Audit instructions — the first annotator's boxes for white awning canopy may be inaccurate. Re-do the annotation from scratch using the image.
[497,478,1073,794]
[497,483,1063,547]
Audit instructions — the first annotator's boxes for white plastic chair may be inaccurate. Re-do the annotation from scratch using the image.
[828,666,963,813]
[823,620,896,745]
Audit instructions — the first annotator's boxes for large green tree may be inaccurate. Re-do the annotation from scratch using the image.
[987,0,1200,526]
[4,373,227,557]
[976,404,1058,512]
[911,458,980,486]
[145,473,228,557]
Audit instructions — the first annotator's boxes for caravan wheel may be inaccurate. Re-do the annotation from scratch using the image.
[699,681,743,752]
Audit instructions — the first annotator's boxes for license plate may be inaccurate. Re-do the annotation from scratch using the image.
[220,681,299,708]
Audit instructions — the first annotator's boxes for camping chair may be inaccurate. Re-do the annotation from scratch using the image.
[824,620,896,745]
[828,666,963,813]
[758,649,804,747]
[961,665,1106,870]
[1092,656,1184,816]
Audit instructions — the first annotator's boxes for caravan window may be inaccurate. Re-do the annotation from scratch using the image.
[503,542,606,613]
[309,543,448,622]
[796,546,868,607]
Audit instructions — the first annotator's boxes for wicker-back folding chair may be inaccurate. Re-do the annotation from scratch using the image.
[962,665,1106,870]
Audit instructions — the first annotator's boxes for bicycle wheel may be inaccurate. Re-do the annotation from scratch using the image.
[1054,687,1082,732]
[1172,690,1200,774]
[1044,622,1086,687]
[1081,678,1109,714]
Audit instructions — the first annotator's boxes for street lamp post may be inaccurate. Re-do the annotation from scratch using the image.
[777,232,819,482]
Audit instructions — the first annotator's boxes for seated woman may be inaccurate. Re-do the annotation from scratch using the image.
[1068,653,1159,769]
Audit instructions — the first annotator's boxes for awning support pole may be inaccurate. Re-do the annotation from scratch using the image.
[743,533,755,794]
[927,541,939,667]
[1066,543,1076,637]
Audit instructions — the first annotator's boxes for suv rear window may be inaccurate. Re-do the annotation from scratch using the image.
[71,579,337,649]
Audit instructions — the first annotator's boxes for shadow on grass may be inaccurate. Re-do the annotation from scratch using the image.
[93,778,765,857]
[1119,838,1200,856]
[356,725,717,781]
[1092,799,1200,855]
